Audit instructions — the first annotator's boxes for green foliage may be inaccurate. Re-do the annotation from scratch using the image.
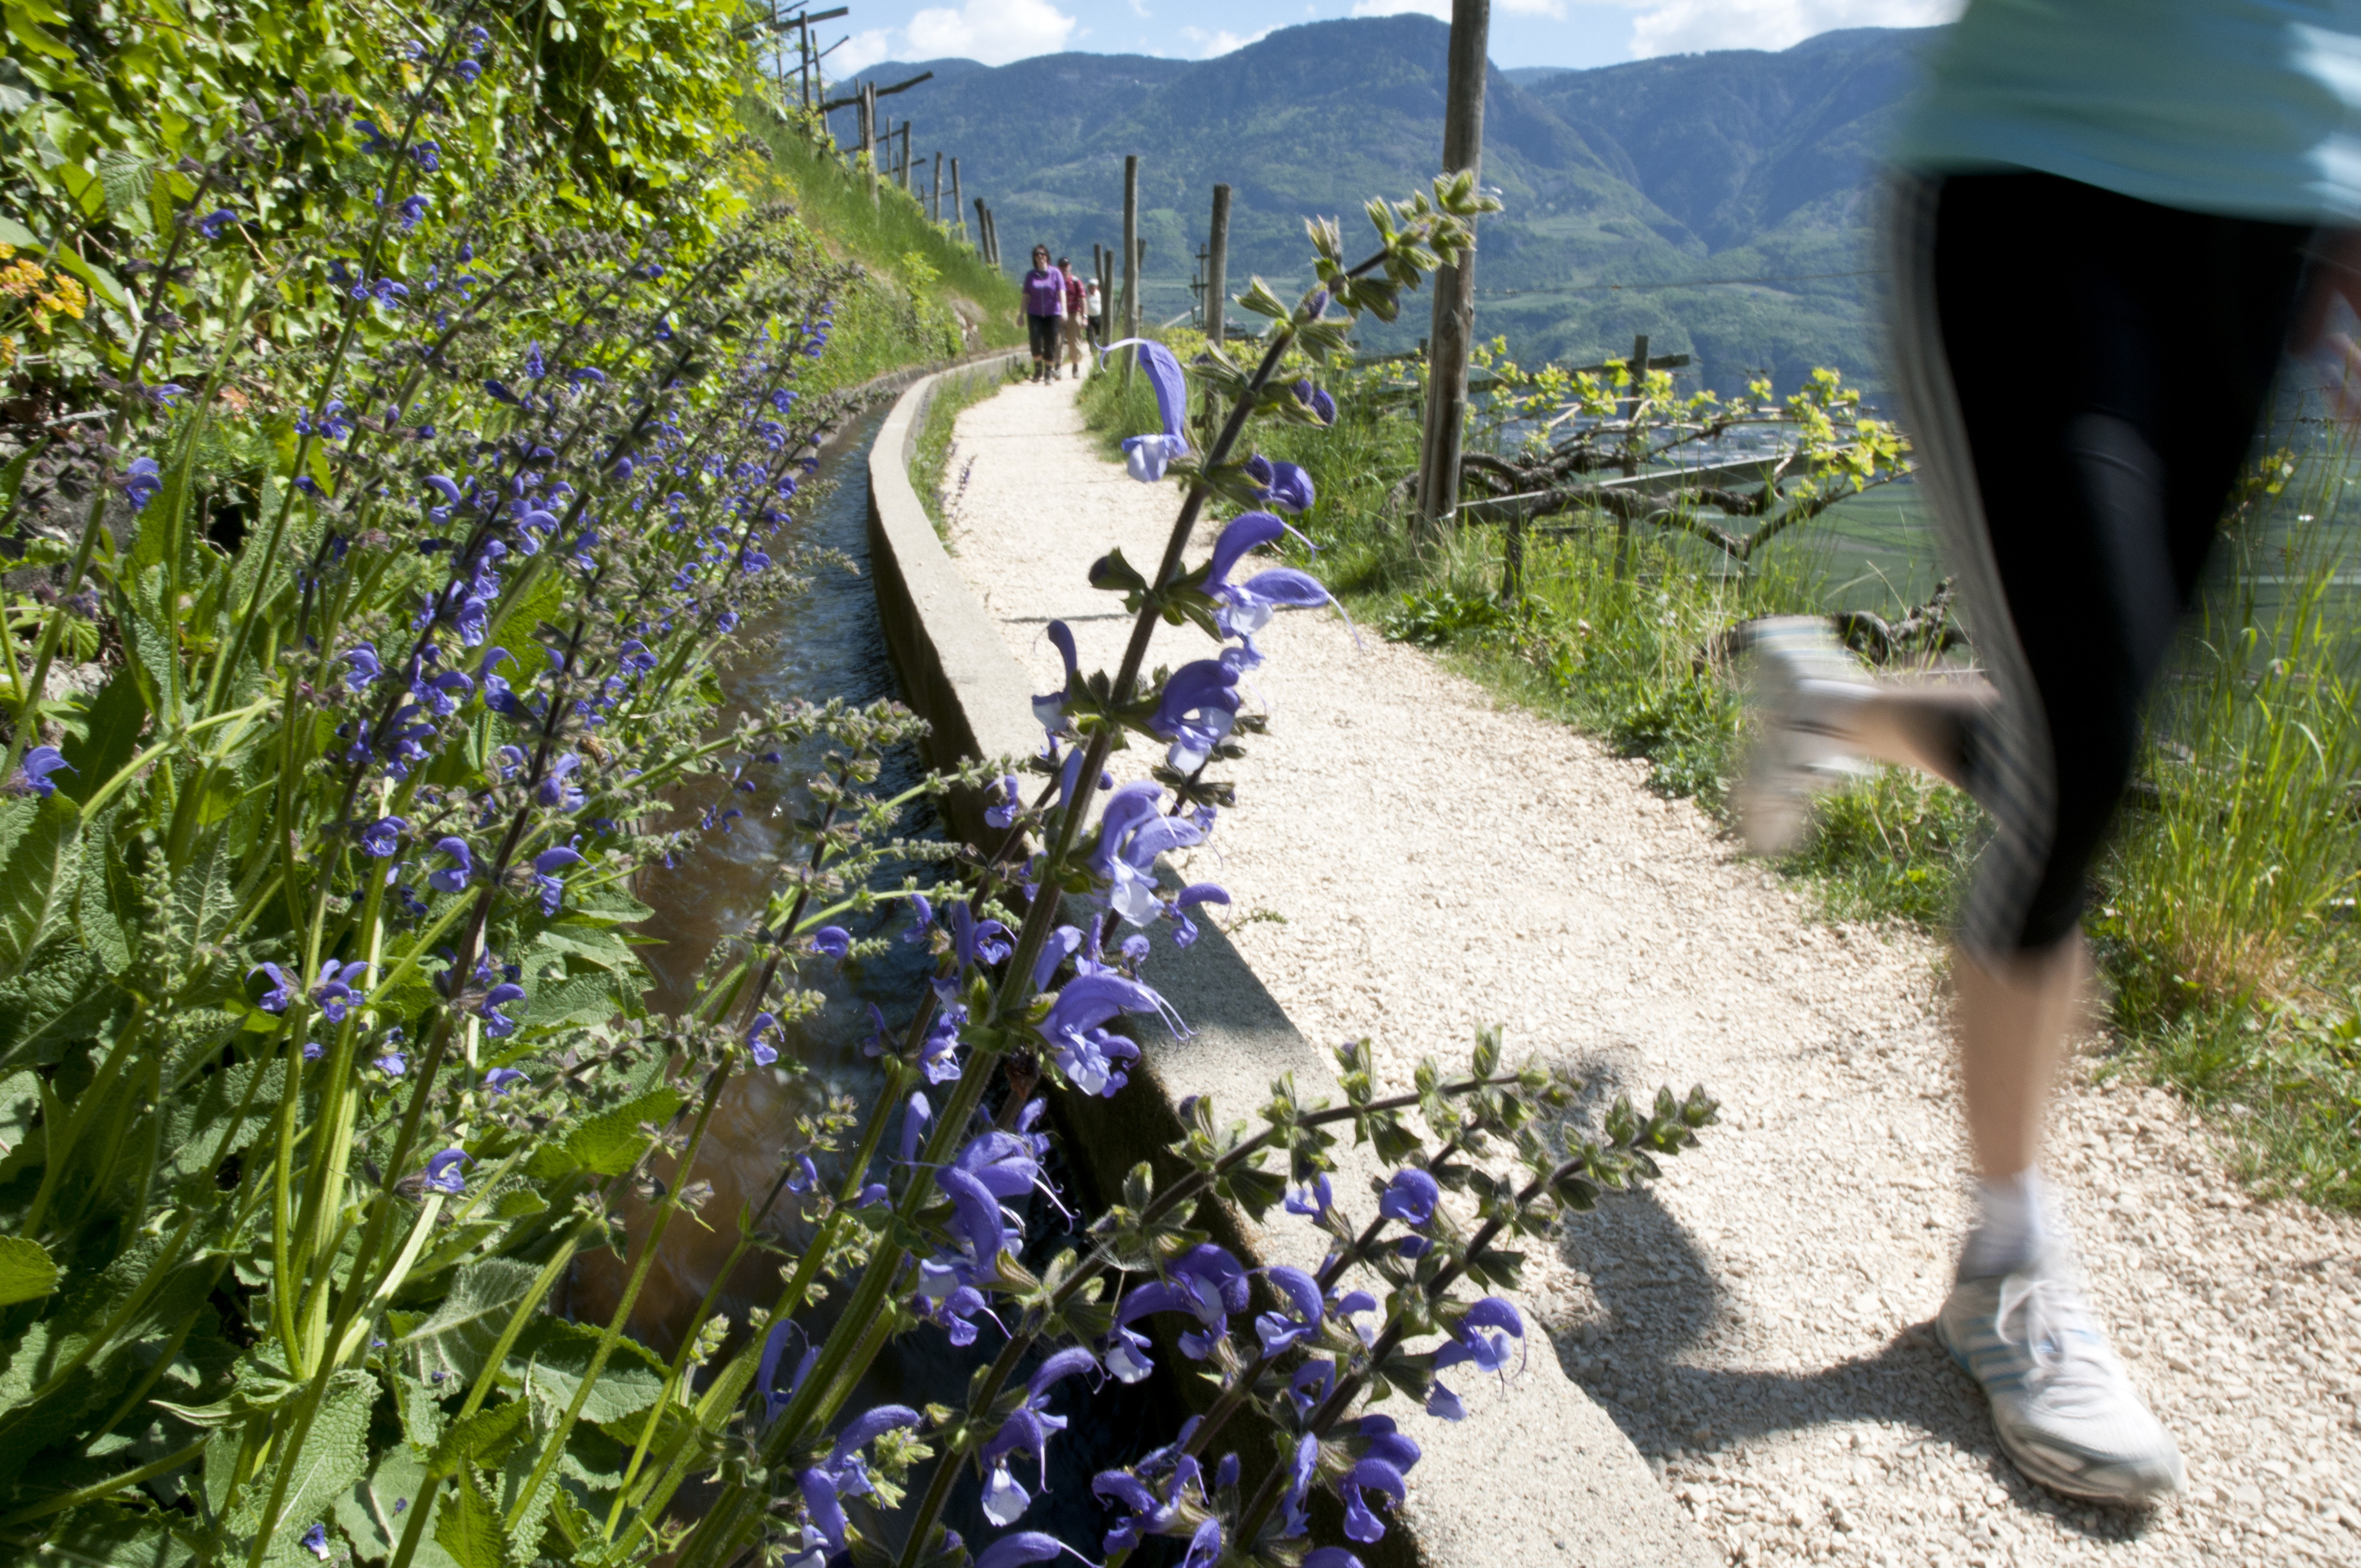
[911,359,1017,540]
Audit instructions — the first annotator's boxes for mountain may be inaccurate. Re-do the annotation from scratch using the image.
[821,19,1947,391]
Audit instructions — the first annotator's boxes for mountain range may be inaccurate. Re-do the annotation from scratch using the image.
[823,18,1946,391]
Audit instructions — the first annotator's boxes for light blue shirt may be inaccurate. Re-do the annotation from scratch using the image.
[1896,0,2361,221]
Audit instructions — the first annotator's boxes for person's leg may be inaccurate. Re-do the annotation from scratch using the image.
[1872,171,2305,1503]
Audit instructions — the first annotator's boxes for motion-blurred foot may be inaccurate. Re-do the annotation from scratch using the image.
[1733,615,1869,855]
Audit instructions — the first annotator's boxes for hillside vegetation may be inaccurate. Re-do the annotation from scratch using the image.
[831,18,1939,389]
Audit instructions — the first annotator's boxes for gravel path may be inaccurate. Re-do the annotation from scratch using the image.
[938,375,2361,1568]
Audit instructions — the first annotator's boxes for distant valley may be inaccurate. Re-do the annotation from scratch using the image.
[823,18,1946,392]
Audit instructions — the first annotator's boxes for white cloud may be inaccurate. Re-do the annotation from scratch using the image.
[1500,0,1567,15]
[1179,24,1273,56]
[1625,0,1962,57]
[904,0,1079,64]
[1348,0,1451,18]
[832,27,897,75]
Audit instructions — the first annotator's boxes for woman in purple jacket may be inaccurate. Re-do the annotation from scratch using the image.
[1020,245,1065,384]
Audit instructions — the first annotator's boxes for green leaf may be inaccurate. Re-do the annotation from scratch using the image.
[426,1397,529,1479]
[433,1474,509,1568]
[0,791,82,981]
[335,1442,464,1568]
[36,1500,194,1567]
[396,1260,539,1388]
[0,945,113,1077]
[61,668,148,807]
[532,1085,680,1179]
[0,1235,59,1306]
[259,1370,375,1559]
[513,1319,665,1425]
[162,1058,285,1184]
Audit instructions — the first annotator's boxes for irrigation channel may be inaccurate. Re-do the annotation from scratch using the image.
[570,403,1186,1553]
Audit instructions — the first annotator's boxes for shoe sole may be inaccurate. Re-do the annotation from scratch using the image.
[1934,1315,2185,1506]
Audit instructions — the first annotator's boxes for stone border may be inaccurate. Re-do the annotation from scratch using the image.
[865,364,1714,1568]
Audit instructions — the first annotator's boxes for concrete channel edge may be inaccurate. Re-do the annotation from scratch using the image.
[865,359,1716,1568]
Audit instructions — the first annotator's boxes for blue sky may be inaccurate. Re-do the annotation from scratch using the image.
[820,0,1960,76]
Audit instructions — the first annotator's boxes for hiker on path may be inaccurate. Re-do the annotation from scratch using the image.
[1740,0,2361,1509]
[1059,256,1088,380]
[1085,272,1105,354]
[1020,244,1065,384]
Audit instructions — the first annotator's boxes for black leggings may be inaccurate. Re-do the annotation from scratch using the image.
[1027,313,1061,362]
[1888,172,2313,953]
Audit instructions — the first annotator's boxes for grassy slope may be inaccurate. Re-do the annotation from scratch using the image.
[740,96,1022,391]
[1079,336,2360,1211]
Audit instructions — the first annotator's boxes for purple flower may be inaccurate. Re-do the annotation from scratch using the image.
[122,457,162,513]
[756,1319,820,1427]
[426,837,475,893]
[531,845,581,915]
[375,1050,408,1077]
[1104,338,1192,482]
[947,901,1012,970]
[1434,1295,1526,1384]
[747,1011,782,1066]
[252,962,298,1013]
[300,1523,332,1560]
[1117,1243,1247,1360]
[937,1165,1010,1266]
[197,208,238,240]
[484,1067,529,1095]
[1284,1172,1333,1218]
[479,982,525,1037]
[10,745,73,799]
[536,754,584,809]
[310,959,369,1022]
[359,816,406,858]
[1033,619,1082,734]
[810,925,850,961]
[1253,1265,1324,1356]
[1341,1457,1407,1542]
[1305,1551,1366,1568]
[975,1532,1084,1568]
[979,1348,1097,1524]
[422,1149,470,1196]
[1149,659,1241,773]
[1356,1413,1421,1472]
[1244,454,1316,514]
[1379,1167,1440,1226]
[903,892,935,943]
[1035,972,1165,1097]
[394,194,429,231]
[1292,378,1337,425]
[411,140,441,172]
[984,773,1023,830]
[341,642,384,691]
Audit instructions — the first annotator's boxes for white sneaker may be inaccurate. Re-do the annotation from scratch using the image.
[1733,615,1869,854]
[1937,1251,2187,1504]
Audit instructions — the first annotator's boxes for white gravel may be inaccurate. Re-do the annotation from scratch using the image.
[940,375,2361,1567]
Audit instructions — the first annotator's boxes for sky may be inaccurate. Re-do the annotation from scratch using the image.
[818,0,1965,76]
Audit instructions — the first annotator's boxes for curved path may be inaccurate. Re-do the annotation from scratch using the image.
[939,374,2361,1568]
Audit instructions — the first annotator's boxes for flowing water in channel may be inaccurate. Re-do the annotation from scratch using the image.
[571,403,1180,1555]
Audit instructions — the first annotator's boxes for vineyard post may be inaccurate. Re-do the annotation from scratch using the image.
[1414,0,1490,540]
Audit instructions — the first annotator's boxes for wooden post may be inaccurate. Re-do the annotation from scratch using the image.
[1613,331,1647,577]
[1414,0,1490,538]
[931,150,943,224]
[1206,182,1231,349]
[1121,154,1140,380]
[951,159,964,237]
[860,83,878,204]
[897,122,912,191]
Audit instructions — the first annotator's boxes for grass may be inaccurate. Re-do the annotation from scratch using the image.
[738,94,1020,393]
[1079,333,2361,1210]
[912,360,1021,540]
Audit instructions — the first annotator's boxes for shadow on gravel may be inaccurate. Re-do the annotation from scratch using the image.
[1543,1060,2160,1548]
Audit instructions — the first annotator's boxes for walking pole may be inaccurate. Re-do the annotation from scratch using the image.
[1414,0,1489,543]
[1205,182,1231,350]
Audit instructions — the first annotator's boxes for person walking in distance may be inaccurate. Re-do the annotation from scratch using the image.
[1739,0,2361,1507]
[1019,245,1065,384]
[1058,257,1088,380]
[1084,271,1105,356]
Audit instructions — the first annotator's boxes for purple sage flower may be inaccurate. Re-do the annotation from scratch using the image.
[122,457,162,513]
[1379,1167,1440,1226]
[300,1523,332,1560]
[422,1149,470,1196]
[478,983,525,1037]
[10,745,73,799]
[252,962,298,1013]
[426,837,475,893]
[484,1067,529,1095]
[359,817,406,858]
